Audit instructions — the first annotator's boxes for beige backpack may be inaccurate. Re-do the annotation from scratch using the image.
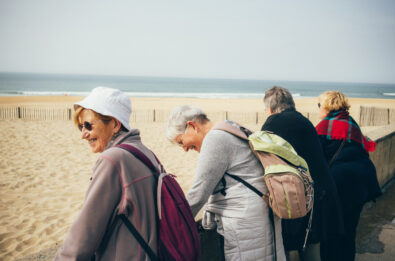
[213,122,314,220]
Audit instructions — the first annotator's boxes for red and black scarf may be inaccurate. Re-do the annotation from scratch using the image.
[316,110,376,152]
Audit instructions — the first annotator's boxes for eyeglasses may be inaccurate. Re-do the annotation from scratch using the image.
[78,121,96,132]
[177,124,192,147]
[317,103,321,108]
[177,127,187,147]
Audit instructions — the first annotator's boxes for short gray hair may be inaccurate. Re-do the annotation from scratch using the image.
[166,105,210,142]
[263,86,295,113]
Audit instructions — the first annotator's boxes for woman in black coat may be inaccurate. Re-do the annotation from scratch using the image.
[261,86,344,261]
[316,91,381,261]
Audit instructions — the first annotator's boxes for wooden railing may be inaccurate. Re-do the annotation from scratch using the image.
[0,105,394,127]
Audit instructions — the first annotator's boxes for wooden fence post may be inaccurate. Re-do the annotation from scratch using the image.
[256,112,258,124]
[359,106,362,126]
[388,108,390,125]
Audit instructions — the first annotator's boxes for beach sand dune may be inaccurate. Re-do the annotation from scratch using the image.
[0,96,394,260]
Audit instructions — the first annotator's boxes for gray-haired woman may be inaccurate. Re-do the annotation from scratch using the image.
[54,87,158,261]
[166,105,285,261]
[261,86,344,261]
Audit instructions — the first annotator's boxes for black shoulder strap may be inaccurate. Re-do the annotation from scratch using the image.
[268,208,277,261]
[115,144,159,261]
[214,172,266,197]
[212,177,227,196]
[329,139,346,167]
[119,215,159,261]
[225,173,264,197]
[239,126,252,137]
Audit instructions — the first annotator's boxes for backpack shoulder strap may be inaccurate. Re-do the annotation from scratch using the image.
[225,173,264,198]
[116,144,162,174]
[119,215,159,261]
[211,122,250,197]
[329,139,346,167]
[212,122,250,141]
[115,144,160,261]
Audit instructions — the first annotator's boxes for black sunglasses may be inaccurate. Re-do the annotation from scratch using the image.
[78,121,95,132]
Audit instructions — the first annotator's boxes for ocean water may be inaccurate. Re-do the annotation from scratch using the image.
[0,72,394,99]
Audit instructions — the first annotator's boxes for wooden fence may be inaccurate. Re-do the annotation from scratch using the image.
[0,106,72,121]
[0,105,394,126]
[359,106,395,126]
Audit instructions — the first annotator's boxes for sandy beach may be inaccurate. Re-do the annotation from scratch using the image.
[0,96,394,260]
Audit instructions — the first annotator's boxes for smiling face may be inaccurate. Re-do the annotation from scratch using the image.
[78,109,116,153]
[175,127,201,152]
[174,121,214,153]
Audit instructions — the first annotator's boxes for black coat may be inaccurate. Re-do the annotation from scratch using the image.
[318,137,382,210]
[261,109,344,250]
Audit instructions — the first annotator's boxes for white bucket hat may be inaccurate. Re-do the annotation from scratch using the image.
[74,87,132,131]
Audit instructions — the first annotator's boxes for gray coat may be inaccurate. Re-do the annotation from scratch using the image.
[187,127,286,260]
[54,130,158,261]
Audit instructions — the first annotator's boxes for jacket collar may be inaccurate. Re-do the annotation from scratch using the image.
[105,129,141,150]
[281,108,296,113]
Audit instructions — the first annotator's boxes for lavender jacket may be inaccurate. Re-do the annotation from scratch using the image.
[54,130,158,261]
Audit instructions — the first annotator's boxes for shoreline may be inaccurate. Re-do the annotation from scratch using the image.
[1,95,394,109]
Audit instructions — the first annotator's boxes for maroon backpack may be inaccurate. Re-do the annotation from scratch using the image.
[116,144,200,261]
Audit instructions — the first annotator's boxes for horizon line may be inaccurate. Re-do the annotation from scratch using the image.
[1,71,395,86]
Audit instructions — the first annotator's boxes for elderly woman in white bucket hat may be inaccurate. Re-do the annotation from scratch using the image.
[54,87,159,260]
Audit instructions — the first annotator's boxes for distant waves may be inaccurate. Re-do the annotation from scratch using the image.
[1,73,394,98]
[0,90,302,99]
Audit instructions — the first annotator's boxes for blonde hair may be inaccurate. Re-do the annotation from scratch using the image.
[73,107,116,128]
[318,91,350,113]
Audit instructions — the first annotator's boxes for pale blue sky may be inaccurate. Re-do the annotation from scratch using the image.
[0,0,394,83]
